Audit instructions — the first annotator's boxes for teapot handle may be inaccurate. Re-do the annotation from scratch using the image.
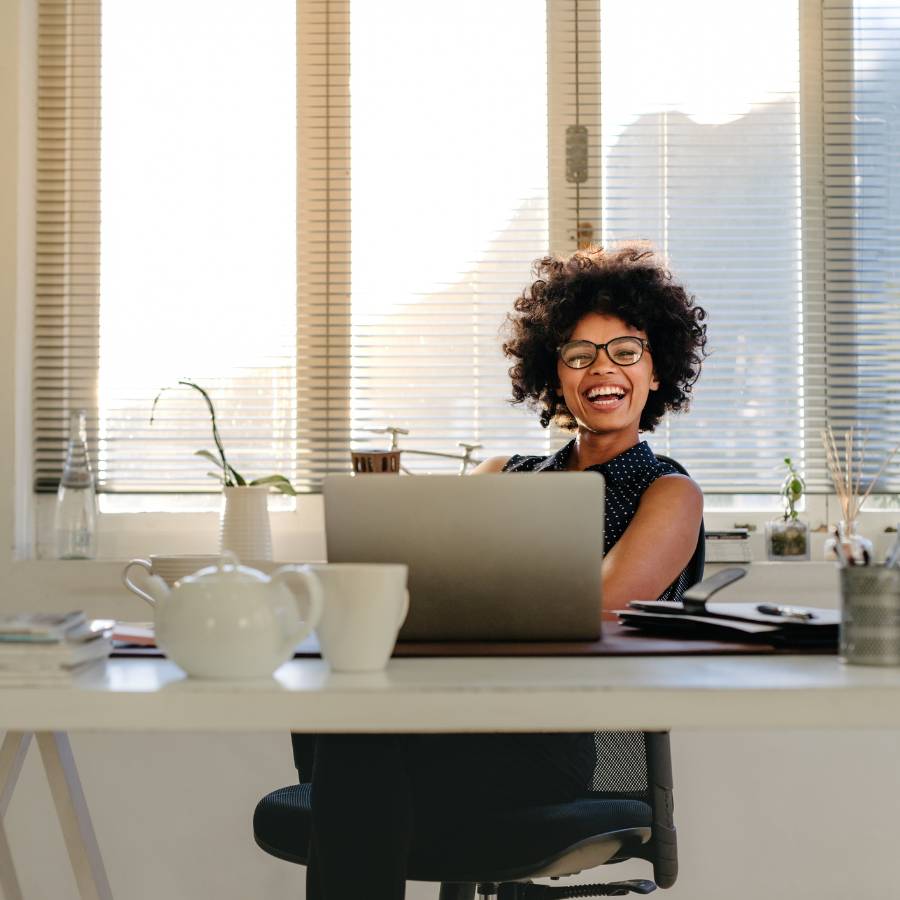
[271,565,324,647]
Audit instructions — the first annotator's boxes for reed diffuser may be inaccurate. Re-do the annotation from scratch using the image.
[821,425,900,565]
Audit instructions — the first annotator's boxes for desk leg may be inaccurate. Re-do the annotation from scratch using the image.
[0,731,30,900]
[36,732,113,900]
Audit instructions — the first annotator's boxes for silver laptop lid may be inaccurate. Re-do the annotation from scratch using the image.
[323,473,604,641]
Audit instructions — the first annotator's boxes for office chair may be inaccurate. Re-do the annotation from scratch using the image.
[255,730,675,898]
[254,456,704,898]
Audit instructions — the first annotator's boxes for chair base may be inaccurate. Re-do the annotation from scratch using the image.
[483,879,657,898]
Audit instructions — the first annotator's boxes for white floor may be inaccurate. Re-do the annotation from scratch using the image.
[5,728,899,900]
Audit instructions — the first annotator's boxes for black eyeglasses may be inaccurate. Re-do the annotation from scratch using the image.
[557,336,650,369]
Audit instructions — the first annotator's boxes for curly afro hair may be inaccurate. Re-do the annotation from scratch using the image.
[503,245,708,432]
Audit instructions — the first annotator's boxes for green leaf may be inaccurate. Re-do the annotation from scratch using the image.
[249,474,297,495]
[195,449,224,469]
[228,465,247,487]
[271,481,298,496]
[206,471,225,482]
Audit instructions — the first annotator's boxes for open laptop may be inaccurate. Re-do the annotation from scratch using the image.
[323,473,604,641]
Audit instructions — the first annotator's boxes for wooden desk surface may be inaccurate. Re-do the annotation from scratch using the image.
[1,654,899,733]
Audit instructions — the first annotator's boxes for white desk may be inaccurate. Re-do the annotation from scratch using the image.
[4,653,900,733]
[3,653,900,900]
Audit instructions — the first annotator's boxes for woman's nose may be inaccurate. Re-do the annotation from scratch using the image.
[588,349,616,374]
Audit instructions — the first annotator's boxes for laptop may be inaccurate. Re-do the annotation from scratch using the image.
[323,473,605,641]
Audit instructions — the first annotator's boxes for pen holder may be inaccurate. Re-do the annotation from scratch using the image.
[839,566,900,666]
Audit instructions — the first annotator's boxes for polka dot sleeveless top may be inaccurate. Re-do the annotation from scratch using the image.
[503,439,692,603]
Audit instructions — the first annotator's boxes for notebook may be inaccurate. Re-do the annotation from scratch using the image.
[323,473,605,641]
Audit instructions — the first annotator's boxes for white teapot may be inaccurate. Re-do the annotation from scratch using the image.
[139,552,323,679]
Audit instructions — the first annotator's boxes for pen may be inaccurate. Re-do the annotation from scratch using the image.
[756,603,816,621]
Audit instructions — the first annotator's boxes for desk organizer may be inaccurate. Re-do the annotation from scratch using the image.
[840,566,900,666]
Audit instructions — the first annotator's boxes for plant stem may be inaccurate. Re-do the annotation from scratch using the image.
[176,381,234,487]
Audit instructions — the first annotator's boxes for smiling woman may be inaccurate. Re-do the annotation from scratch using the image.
[474,245,708,609]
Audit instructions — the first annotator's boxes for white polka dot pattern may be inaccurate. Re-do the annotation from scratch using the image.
[503,439,690,603]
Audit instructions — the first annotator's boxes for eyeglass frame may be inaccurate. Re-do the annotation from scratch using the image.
[557,336,652,369]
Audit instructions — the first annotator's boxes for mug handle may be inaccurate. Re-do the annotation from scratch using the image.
[397,588,410,630]
[272,565,325,645]
[122,558,157,607]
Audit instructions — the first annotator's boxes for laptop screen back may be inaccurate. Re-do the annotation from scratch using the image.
[323,473,604,641]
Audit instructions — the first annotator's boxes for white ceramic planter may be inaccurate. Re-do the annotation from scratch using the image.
[219,485,273,561]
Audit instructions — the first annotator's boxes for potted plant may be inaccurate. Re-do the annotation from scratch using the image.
[151,380,296,560]
[765,457,810,561]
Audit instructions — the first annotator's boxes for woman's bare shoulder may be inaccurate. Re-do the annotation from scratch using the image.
[642,473,703,510]
[470,455,512,474]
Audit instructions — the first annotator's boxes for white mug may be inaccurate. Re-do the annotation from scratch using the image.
[308,563,409,672]
[122,554,293,606]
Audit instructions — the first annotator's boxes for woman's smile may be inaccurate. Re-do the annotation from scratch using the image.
[581,380,630,413]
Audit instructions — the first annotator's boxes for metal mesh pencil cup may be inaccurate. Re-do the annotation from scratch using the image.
[839,566,900,666]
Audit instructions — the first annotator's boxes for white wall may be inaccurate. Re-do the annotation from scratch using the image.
[2,2,899,899]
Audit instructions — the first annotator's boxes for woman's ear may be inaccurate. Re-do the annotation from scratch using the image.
[650,371,660,391]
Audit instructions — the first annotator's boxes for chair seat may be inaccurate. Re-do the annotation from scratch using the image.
[253,784,652,883]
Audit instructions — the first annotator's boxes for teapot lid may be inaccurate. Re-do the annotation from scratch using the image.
[177,551,268,586]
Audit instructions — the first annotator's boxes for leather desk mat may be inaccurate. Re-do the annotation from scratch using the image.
[111,621,835,658]
[385,621,835,656]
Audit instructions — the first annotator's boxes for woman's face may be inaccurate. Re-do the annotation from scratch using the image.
[556,312,659,437]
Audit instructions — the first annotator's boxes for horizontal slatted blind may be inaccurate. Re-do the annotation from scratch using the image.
[34,0,102,492]
[297,0,560,482]
[34,0,299,493]
[821,0,900,494]
[595,0,807,492]
[295,0,351,490]
[35,0,900,497]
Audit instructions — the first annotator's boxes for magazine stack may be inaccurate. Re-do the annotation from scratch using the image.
[0,611,113,684]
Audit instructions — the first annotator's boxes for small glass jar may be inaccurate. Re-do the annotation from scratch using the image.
[824,519,874,566]
[765,517,810,561]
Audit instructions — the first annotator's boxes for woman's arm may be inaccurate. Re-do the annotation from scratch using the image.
[470,456,510,474]
[601,474,704,611]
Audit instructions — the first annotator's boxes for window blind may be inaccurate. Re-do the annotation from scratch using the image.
[588,0,807,492]
[34,0,299,493]
[34,0,900,497]
[34,0,102,493]
[297,0,561,482]
[819,0,900,495]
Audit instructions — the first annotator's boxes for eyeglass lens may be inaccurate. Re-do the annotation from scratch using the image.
[559,337,645,369]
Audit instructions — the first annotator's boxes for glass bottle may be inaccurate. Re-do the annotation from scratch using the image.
[824,519,874,567]
[54,409,97,559]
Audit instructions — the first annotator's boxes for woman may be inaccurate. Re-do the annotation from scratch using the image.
[306,245,707,900]
[474,244,708,610]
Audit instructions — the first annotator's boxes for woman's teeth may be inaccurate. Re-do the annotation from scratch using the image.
[585,388,626,409]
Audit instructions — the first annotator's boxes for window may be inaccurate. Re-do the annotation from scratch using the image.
[32,0,900,510]
[34,0,298,498]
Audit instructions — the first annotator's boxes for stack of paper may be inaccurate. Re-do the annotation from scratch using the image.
[0,611,114,684]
